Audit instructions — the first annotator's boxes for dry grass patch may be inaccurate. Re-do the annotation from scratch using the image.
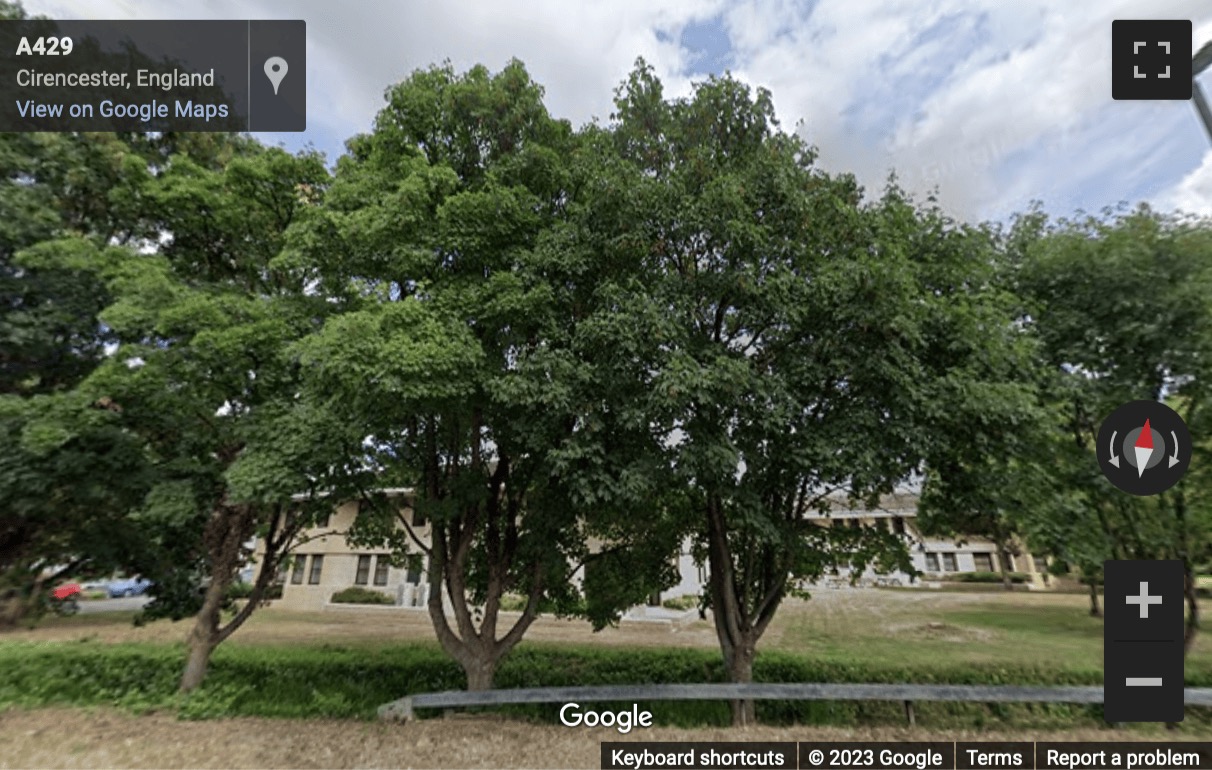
[3,707,1211,770]
[7,605,722,651]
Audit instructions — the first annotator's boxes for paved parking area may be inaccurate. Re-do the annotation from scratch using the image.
[78,596,150,614]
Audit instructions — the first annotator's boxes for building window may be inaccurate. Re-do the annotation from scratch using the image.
[309,509,331,529]
[355,555,371,585]
[374,556,390,586]
[412,508,426,528]
[924,553,940,572]
[892,516,906,535]
[848,518,860,529]
[1032,554,1047,572]
[942,553,958,572]
[973,553,994,572]
[308,555,324,584]
[406,555,424,585]
[290,556,305,584]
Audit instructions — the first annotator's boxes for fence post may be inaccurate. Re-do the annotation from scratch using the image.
[903,700,915,727]
[377,696,415,722]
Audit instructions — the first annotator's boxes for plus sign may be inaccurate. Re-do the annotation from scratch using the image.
[1126,581,1163,618]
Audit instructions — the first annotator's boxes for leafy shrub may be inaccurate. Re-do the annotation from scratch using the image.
[226,581,255,600]
[661,595,697,611]
[494,593,584,615]
[944,572,1031,585]
[1,640,1210,728]
[330,587,394,605]
[498,593,527,612]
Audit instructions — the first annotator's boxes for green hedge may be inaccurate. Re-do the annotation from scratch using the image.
[2,640,1209,728]
[330,587,394,605]
[661,595,698,611]
[944,572,1031,585]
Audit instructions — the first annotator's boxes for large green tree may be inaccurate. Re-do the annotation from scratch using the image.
[0,0,270,624]
[80,141,335,689]
[562,63,1033,724]
[0,127,160,626]
[915,225,1060,593]
[1012,205,1212,644]
[292,61,674,691]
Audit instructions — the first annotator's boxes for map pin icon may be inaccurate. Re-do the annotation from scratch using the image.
[264,56,288,95]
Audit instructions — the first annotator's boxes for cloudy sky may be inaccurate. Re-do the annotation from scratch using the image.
[24,0,1212,223]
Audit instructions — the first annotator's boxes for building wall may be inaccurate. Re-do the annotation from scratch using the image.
[258,491,1051,612]
[668,547,706,599]
[260,497,433,611]
[799,495,1050,588]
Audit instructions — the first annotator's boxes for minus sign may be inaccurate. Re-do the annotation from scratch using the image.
[1125,678,1163,686]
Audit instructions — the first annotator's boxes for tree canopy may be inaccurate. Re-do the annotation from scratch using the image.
[3,52,1210,716]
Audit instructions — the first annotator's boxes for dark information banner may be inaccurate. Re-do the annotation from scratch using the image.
[602,743,797,769]
[600,742,1212,770]
[0,19,305,131]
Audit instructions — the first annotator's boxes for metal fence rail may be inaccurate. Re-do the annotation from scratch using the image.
[378,683,1212,723]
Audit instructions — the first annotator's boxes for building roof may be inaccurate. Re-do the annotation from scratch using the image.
[290,487,415,502]
[806,490,920,517]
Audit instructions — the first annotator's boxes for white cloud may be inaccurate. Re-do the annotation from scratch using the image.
[27,0,724,163]
[24,0,1212,221]
[1161,148,1212,215]
[722,0,1212,219]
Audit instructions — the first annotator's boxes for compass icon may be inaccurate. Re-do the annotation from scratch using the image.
[1097,400,1191,495]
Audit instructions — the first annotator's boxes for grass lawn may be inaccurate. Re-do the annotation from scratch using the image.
[769,589,1118,674]
[21,586,1202,671]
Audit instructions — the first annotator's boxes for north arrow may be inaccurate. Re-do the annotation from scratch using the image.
[1134,419,1154,478]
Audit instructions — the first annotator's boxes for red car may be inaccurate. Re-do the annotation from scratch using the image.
[48,583,81,615]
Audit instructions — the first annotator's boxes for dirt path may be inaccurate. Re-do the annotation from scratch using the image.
[2,707,1208,769]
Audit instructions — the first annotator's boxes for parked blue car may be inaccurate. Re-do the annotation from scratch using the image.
[106,577,152,597]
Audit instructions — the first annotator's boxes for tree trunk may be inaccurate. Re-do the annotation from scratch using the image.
[702,493,781,727]
[1088,578,1102,618]
[995,540,1013,591]
[0,593,27,630]
[180,573,226,693]
[463,655,499,692]
[425,528,543,694]
[1173,482,1199,656]
[1184,565,1199,655]
[0,578,37,630]
[180,623,217,693]
[725,641,757,726]
[179,500,251,693]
